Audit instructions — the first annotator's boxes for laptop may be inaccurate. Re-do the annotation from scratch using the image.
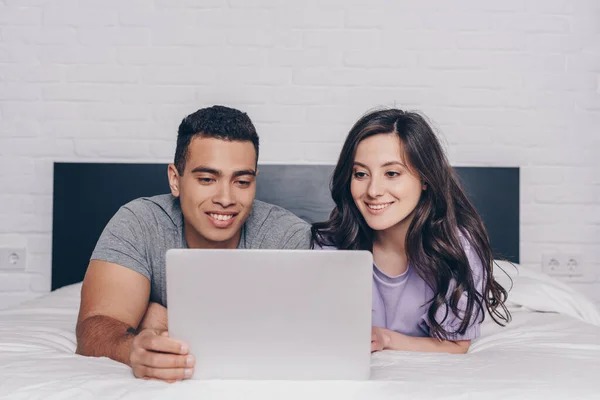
[166,249,373,380]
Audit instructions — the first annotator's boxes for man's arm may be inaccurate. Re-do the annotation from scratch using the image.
[76,261,194,381]
[76,260,151,363]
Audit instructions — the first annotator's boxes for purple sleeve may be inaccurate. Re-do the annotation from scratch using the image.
[429,239,486,341]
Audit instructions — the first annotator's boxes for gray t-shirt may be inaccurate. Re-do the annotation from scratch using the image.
[91,194,311,306]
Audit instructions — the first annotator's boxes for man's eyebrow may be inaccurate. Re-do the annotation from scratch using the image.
[190,166,222,176]
[232,169,257,178]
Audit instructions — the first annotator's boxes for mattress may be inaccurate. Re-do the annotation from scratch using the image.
[0,261,599,400]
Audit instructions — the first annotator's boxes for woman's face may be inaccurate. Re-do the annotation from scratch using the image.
[350,133,425,233]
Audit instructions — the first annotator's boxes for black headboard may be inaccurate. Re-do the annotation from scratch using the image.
[52,163,519,290]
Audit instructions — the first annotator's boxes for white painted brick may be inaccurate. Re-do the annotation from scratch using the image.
[227,30,276,47]
[66,66,139,84]
[140,67,217,85]
[274,9,343,29]
[38,46,116,64]
[25,253,50,275]
[42,84,119,102]
[26,234,52,254]
[0,5,42,25]
[344,11,422,30]
[303,30,380,50]
[521,204,600,225]
[76,103,148,122]
[1,65,64,83]
[0,138,74,157]
[1,102,79,121]
[0,119,40,137]
[293,68,370,87]
[43,7,117,27]
[149,140,177,160]
[0,158,35,176]
[270,49,341,68]
[77,27,150,46]
[196,85,273,106]
[155,0,225,8]
[382,32,455,51]
[195,9,273,28]
[1,26,77,45]
[150,28,228,47]
[456,34,528,51]
[535,185,597,204]
[529,34,586,54]
[121,86,196,104]
[0,46,38,64]
[489,54,566,73]
[0,195,35,215]
[0,83,41,100]
[74,140,151,158]
[216,67,290,86]
[522,167,565,185]
[190,47,270,67]
[418,52,489,70]
[33,195,52,216]
[233,105,307,124]
[273,87,332,105]
[522,224,599,244]
[0,273,32,292]
[493,15,570,33]
[30,274,50,292]
[0,213,51,234]
[40,120,152,139]
[344,51,417,68]
[117,47,193,66]
[421,13,492,31]
[228,0,278,7]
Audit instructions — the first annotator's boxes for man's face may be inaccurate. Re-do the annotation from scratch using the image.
[168,137,257,249]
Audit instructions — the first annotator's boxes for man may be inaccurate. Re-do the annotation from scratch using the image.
[76,106,311,383]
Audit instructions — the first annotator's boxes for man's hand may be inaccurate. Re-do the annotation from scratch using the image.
[138,302,168,332]
[371,326,391,353]
[129,329,195,383]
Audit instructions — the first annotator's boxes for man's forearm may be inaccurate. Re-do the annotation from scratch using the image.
[75,315,136,366]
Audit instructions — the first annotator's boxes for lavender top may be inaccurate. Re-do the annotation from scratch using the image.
[371,237,485,341]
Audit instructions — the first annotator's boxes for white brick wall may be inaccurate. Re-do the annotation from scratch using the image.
[0,0,598,309]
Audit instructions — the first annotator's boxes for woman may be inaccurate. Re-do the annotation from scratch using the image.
[312,108,511,354]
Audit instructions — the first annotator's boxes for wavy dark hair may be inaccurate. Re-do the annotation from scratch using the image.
[312,108,511,340]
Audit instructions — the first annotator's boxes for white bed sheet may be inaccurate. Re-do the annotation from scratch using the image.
[1,263,599,400]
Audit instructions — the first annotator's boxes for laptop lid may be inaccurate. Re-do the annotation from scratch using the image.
[166,249,373,380]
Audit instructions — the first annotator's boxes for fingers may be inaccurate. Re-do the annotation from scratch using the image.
[137,331,189,355]
[132,351,195,369]
[133,365,194,381]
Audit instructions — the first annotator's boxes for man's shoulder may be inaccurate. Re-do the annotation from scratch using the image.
[248,199,309,228]
[120,194,181,227]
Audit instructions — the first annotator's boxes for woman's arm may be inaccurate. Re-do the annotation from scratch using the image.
[372,327,470,354]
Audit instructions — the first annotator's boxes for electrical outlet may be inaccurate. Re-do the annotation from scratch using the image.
[542,254,588,280]
[0,248,26,270]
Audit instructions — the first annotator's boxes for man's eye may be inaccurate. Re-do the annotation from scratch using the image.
[236,180,251,187]
[198,178,214,184]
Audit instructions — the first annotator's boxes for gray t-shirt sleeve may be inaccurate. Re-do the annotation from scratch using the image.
[90,204,151,281]
[247,201,312,250]
[280,222,312,249]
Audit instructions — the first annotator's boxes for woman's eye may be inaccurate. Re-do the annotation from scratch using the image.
[385,171,400,178]
[353,171,367,179]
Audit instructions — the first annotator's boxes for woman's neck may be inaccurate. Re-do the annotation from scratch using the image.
[372,216,412,277]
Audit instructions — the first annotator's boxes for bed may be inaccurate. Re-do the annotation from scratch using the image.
[0,163,599,400]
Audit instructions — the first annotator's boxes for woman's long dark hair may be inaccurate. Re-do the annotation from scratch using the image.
[312,108,511,340]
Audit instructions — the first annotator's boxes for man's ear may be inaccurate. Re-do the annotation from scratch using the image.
[167,164,180,197]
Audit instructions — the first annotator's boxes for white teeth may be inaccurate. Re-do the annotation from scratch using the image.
[210,213,234,221]
[367,203,391,210]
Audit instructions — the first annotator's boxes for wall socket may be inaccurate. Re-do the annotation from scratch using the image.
[542,254,589,280]
[0,248,26,270]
